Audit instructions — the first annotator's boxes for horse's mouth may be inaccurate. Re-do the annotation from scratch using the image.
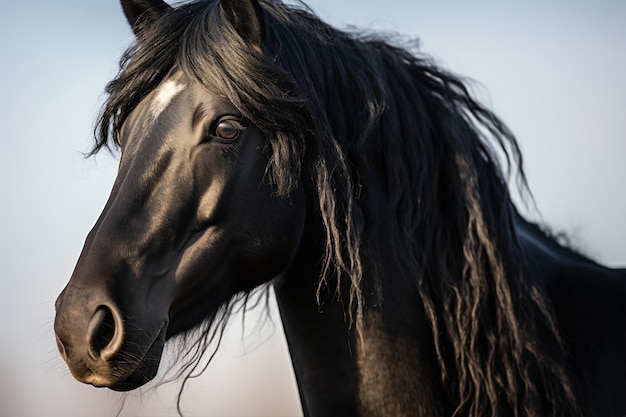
[108,322,167,392]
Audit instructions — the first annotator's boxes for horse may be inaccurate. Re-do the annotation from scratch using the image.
[53,0,626,416]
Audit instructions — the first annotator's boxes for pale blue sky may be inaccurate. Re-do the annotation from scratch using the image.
[1,1,624,416]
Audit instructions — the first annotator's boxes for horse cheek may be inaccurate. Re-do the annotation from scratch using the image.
[234,188,307,289]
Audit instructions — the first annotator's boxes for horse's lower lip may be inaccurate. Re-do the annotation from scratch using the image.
[109,322,167,392]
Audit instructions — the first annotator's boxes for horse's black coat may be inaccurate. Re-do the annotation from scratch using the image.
[54,1,626,416]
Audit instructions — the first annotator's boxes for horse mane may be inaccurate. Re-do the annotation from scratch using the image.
[94,1,582,416]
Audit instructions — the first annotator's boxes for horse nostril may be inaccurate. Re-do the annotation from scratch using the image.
[87,304,124,362]
[55,335,68,362]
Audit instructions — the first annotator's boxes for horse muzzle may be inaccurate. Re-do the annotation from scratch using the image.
[54,287,168,391]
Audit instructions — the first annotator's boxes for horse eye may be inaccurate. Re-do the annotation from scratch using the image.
[213,120,242,141]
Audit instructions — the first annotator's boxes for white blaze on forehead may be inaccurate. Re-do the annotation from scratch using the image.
[149,79,186,120]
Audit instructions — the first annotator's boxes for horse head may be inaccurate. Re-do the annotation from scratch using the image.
[54,0,306,391]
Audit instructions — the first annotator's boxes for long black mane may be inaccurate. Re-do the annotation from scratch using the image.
[95,1,581,416]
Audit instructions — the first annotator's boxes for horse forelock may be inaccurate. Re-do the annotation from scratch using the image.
[93,1,582,416]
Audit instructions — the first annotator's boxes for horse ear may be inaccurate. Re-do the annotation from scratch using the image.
[220,0,265,48]
[121,0,171,35]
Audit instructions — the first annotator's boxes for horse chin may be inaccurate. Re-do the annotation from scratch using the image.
[108,324,167,392]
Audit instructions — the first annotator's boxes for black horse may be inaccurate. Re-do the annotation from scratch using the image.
[54,0,626,416]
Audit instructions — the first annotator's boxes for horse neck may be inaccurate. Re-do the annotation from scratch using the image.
[274,245,450,417]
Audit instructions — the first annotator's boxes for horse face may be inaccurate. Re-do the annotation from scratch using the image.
[54,72,306,391]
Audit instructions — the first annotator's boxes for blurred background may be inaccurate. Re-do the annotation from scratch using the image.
[1,0,624,416]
